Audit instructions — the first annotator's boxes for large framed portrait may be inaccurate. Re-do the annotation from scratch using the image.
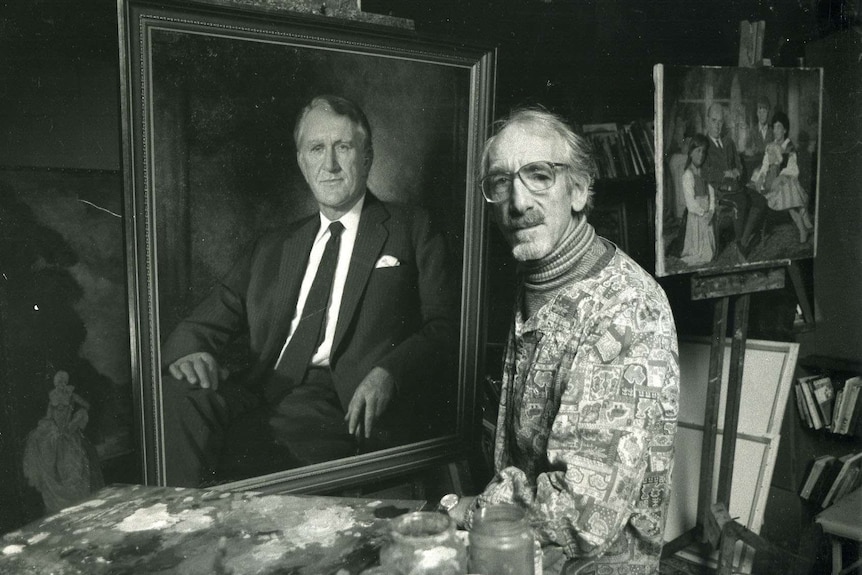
[118,0,495,492]
[654,65,822,277]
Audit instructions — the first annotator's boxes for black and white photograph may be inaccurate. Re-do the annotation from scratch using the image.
[1,2,859,574]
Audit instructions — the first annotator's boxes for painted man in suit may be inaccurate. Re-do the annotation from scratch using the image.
[743,96,773,181]
[161,95,458,486]
[702,102,767,255]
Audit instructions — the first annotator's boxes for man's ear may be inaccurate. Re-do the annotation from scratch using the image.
[569,177,589,213]
[296,152,308,178]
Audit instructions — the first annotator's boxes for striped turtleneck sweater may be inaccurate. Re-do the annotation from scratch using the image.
[518,214,611,318]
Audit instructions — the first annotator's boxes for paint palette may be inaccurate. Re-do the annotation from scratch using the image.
[0,484,424,574]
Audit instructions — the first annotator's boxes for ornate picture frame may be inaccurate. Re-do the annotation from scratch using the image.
[118,0,496,492]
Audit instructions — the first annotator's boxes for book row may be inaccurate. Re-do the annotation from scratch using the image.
[793,374,862,435]
[581,121,655,181]
[799,450,862,509]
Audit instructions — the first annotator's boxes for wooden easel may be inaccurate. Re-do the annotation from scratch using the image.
[662,263,788,572]
[663,21,817,573]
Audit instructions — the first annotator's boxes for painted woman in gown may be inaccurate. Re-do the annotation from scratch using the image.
[22,371,103,512]
[680,133,716,265]
[750,111,814,243]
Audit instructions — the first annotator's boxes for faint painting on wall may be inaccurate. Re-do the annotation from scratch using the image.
[0,168,136,530]
[654,65,822,277]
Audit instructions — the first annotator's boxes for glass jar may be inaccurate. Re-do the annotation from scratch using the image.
[468,504,535,575]
[378,511,467,575]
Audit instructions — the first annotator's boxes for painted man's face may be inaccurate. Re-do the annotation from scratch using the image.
[707,107,724,140]
[296,106,370,220]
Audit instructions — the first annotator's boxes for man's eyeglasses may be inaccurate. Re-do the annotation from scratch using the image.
[480,161,569,203]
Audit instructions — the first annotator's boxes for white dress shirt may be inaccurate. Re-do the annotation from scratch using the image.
[276,195,365,368]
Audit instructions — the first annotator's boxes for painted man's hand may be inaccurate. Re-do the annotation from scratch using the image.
[168,352,228,390]
[345,367,396,439]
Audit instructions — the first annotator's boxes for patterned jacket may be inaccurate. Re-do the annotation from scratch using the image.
[473,245,679,575]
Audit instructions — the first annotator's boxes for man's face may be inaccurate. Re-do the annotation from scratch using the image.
[707,107,724,139]
[296,106,370,220]
[757,105,769,125]
[487,123,587,262]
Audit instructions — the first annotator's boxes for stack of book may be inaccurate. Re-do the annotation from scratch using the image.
[793,374,862,434]
[799,450,862,508]
[581,121,655,180]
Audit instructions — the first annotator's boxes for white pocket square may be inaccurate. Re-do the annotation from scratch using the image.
[374,255,401,268]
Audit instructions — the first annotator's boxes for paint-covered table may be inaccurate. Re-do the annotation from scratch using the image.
[0,484,425,574]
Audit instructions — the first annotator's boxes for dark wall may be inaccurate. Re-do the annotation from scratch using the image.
[0,0,120,170]
[371,0,839,118]
[801,30,862,361]
[3,0,850,171]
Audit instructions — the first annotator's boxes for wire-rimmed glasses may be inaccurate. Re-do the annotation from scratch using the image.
[480,161,569,203]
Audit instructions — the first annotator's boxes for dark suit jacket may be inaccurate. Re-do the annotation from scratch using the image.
[703,134,743,197]
[161,192,459,420]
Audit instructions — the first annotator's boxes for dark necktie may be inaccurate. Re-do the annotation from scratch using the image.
[265,221,344,404]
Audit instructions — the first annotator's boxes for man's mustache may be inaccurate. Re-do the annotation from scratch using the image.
[505,212,544,229]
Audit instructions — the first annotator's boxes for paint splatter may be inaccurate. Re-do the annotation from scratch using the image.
[26,533,49,545]
[116,504,178,532]
[60,498,106,515]
[170,508,215,533]
[242,538,288,566]
[228,497,359,550]
[115,503,215,534]
[291,506,356,548]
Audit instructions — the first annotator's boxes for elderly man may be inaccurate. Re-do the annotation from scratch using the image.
[703,102,767,255]
[161,94,457,486]
[446,108,679,574]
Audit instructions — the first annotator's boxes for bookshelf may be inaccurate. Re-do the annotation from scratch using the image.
[760,355,862,573]
[794,373,862,437]
[590,175,656,273]
[581,120,655,180]
[580,119,657,274]
[793,358,862,515]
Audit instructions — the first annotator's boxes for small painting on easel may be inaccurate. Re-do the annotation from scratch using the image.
[653,65,823,277]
